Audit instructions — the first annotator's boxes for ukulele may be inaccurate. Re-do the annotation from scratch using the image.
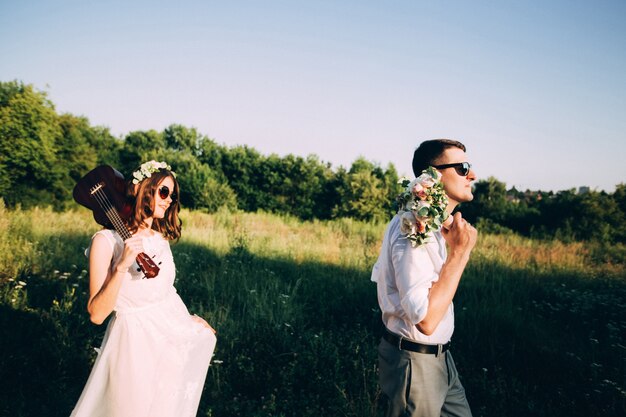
[73,165,160,278]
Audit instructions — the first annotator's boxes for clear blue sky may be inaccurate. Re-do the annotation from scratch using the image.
[2,0,625,191]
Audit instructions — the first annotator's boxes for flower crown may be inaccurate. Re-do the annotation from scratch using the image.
[132,160,176,185]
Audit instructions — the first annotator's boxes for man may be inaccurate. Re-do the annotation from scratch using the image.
[371,139,477,417]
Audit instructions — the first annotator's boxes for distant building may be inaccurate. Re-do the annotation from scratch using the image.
[578,186,590,194]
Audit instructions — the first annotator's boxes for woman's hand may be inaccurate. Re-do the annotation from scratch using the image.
[116,235,145,272]
[192,314,217,334]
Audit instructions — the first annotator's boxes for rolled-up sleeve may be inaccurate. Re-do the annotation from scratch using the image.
[391,236,437,325]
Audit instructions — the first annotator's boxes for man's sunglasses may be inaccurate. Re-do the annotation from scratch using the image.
[433,162,472,176]
[158,185,177,202]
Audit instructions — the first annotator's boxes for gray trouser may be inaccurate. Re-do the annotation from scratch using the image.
[378,337,472,417]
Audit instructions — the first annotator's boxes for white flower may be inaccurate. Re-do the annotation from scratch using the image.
[400,211,418,235]
[416,200,431,212]
[131,160,175,184]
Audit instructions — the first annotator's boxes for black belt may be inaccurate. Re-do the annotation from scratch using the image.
[383,330,450,356]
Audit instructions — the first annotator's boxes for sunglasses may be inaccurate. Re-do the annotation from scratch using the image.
[158,185,177,202]
[433,162,472,176]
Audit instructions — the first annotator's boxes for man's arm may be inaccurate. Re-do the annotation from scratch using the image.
[416,212,477,335]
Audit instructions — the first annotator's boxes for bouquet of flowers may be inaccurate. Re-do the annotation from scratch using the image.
[396,166,449,247]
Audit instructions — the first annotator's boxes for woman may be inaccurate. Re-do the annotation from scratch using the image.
[71,161,217,417]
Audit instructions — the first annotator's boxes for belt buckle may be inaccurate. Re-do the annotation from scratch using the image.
[436,344,443,357]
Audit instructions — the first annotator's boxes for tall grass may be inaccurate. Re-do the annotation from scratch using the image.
[0,202,624,416]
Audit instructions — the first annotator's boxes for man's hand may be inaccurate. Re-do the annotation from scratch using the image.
[441,212,477,258]
[416,212,477,335]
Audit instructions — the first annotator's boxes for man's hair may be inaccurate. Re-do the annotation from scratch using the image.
[412,139,466,176]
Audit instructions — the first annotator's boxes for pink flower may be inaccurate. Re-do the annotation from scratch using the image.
[415,218,426,233]
[411,182,423,195]
[400,211,427,235]
[417,173,436,188]
[411,183,428,200]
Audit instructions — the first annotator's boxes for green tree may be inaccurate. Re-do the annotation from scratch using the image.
[57,114,98,184]
[332,158,391,222]
[163,124,202,153]
[613,183,626,214]
[161,152,236,212]
[612,184,626,242]
[196,136,227,178]
[382,163,401,215]
[261,154,330,220]
[87,126,123,168]
[119,130,165,174]
[462,176,508,224]
[0,81,63,207]
[220,145,264,211]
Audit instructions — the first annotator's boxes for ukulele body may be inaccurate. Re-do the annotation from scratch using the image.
[73,166,131,228]
[73,165,160,278]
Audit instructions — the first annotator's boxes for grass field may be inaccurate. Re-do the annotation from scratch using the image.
[0,202,624,416]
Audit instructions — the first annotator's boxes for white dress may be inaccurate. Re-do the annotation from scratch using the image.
[71,229,217,417]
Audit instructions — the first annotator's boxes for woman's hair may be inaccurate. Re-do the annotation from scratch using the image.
[412,139,466,176]
[126,169,182,240]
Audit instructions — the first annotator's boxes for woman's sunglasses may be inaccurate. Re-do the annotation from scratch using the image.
[158,185,177,202]
[433,162,472,176]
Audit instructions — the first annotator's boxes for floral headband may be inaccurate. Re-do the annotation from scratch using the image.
[132,160,176,184]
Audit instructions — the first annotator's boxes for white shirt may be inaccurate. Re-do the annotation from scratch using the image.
[371,214,454,344]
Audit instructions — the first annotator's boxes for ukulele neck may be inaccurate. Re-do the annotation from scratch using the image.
[90,183,133,241]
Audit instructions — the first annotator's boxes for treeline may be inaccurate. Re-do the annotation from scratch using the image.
[463,177,626,244]
[1,81,625,243]
[0,81,400,221]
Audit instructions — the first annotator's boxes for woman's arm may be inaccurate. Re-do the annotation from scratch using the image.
[87,234,143,324]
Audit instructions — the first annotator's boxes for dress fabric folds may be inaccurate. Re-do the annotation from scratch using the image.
[71,229,216,417]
